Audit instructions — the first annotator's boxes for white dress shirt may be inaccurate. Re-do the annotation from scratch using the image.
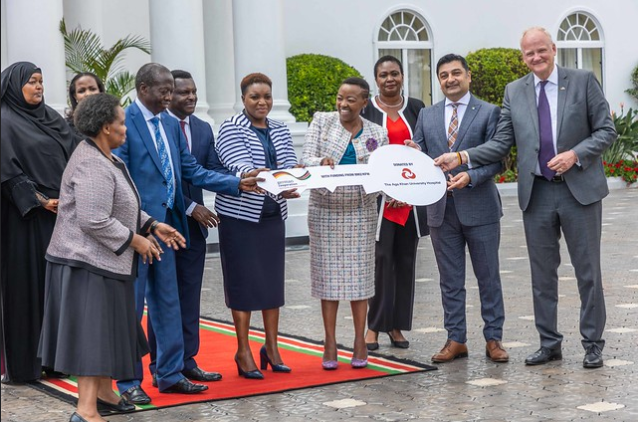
[135,98,176,207]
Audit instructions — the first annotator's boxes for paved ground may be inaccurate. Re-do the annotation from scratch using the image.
[2,188,637,422]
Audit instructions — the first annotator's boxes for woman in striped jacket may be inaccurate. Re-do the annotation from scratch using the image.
[215,73,299,380]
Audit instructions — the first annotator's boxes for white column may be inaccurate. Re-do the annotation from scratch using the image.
[148,0,212,122]
[1,0,8,70]
[203,0,237,127]
[232,0,295,122]
[4,0,67,113]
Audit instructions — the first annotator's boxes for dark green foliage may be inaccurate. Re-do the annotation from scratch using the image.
[286,54,363,122]
[626,63,638,101]
[466,48,529,106]
[59,18,151,106]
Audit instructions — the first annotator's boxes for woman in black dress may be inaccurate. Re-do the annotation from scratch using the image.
[361,56,428,350]
[65,72,105,138]
[1,62,77,383]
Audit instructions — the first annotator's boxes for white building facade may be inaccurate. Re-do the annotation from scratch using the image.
[2,0,636,244]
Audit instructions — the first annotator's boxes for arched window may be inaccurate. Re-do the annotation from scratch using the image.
[556,12,604,85]
[375,10,433,104]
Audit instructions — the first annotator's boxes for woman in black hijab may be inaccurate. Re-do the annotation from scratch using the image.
[1,62,78,383]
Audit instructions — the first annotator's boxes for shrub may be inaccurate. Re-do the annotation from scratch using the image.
[626,63,638,101]
[603,106,638,164]
[287,54,363,122]
[466,48,529,106]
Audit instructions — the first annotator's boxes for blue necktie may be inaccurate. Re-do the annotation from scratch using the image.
[537,81,555,180]
[150,117,174,208]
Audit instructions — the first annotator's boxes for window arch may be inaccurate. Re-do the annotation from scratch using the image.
[556,12,604,85]
[375,10,433,104]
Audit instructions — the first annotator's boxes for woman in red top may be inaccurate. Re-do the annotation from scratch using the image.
[361,56,428,350]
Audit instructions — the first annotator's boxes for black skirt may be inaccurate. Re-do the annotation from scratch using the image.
[218,204,285,311]
[38,263,149,379]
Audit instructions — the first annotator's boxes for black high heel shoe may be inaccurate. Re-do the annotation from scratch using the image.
[387,332,410,349]
[259,345,292,372]
[69,412,89,422]
[234,355,264,380]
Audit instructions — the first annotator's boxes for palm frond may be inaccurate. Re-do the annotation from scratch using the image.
[59,18,107,80]
[99,35,151,80]
[59,18,151,98]
[105,72,137,101]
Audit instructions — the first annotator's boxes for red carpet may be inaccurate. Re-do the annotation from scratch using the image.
[31,316,435,414]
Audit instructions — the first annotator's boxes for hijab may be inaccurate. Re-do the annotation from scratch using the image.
[1,61,76,191]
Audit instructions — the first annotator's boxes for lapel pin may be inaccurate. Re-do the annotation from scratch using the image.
[560,87,566,91]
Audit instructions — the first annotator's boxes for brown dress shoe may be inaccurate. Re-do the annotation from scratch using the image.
[431,340,468,363]
[486,340,509,362]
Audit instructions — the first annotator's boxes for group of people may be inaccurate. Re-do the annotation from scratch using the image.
[0,25,615,422]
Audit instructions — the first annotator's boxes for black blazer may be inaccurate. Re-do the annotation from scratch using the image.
[361,96,429,237]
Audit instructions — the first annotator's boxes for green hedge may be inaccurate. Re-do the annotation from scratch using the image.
[466,48,529,106]
[626,63,638,101]
[287,54,363,122]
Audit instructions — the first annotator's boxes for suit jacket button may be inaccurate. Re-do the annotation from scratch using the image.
[162,181,167,186]
[162,203,167,207]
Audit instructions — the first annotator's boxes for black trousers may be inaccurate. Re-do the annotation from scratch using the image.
[367,210,419,332]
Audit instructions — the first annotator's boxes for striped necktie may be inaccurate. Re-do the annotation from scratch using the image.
[447,103,459,150]
[150,117,174,208]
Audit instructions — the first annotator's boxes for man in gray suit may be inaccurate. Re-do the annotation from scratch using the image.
[435,28,616,368]
[412,54,509,364]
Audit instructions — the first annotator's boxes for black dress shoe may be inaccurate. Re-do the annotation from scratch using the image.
[182,367,222,381]
[151,373,158,388]
[583,344,604,368]
[120,385,151,405]
[97,397,135,412]
[69,412,89,422]
[525,347,562,365]
[161,378,209,394]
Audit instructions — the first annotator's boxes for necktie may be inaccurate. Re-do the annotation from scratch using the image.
[179,120,190,151]
[150,117,174,208]
[537,80,555,180]
[447,103,459,150]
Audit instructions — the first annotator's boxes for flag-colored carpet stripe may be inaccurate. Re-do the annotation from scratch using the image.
[30,316,435,414]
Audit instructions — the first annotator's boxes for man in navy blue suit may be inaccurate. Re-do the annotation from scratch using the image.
[161,70,223,384]
[114,63,261,404]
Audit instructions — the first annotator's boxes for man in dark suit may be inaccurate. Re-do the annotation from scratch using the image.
[114,63,261,403]
[161,70,222,383]
[435,28,616,368]
[412,54,508,363]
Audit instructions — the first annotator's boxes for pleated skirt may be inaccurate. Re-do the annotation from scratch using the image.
[38,263,149,379]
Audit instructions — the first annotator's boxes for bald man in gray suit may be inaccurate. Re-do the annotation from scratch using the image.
[435,27,616,368]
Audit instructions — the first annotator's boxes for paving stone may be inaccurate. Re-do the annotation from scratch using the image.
[3,189,638,421]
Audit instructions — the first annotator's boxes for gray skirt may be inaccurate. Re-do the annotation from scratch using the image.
[38,263,149,379]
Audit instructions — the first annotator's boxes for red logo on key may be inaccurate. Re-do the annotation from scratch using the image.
[402,168,416,179]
